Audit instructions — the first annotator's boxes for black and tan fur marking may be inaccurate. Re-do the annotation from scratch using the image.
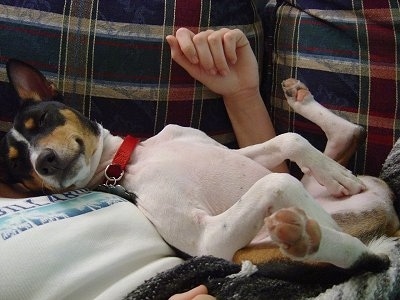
[0,59,100,194]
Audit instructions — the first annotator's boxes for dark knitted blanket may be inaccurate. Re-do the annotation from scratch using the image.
[125,240,400,300]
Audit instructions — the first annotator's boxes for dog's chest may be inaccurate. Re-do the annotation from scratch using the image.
[120,125,269,216]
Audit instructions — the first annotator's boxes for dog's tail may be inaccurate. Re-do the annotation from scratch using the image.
[367,235,399,255]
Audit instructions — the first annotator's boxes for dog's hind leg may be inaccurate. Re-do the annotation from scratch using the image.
[265,205,390,272]
[281,79,365,166]
[197,173,387,270]
[195,173,334,261]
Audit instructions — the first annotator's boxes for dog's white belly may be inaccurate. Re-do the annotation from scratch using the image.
[120,126,270,250]
[104,125,396,268]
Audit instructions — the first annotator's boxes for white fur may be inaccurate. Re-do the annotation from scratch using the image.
[71,124,398,269]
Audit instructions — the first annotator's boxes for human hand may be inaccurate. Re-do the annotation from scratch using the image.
[166,28,259,99]
[169,285,215,300]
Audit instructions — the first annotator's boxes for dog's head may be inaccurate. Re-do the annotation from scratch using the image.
[0,59,102,195]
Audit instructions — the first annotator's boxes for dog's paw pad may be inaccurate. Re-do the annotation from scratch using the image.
[265,207,321,258]
[281,78,311,103]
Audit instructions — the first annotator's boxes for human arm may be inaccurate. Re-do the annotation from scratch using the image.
[166,28,287,172]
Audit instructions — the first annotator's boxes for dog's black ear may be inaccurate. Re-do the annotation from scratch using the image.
[6,59,58,103]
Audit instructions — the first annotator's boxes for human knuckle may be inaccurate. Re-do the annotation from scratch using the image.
[207,34,219,45]
[192,33,205,43]
[175,27,188,38]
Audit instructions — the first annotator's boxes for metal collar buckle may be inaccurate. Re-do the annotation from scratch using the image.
[104,164,125,185]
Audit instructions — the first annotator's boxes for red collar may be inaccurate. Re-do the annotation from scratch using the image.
[104,135,140,185]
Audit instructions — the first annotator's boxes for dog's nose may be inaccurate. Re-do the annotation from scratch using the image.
[36,149,60,176]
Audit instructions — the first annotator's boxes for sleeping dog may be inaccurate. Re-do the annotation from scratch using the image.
[1,59,399,275]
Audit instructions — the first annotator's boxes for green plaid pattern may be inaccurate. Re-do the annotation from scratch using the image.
[0,0,263,146]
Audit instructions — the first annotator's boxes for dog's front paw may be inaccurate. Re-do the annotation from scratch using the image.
[304,154,366,197]
[265,207,321,258]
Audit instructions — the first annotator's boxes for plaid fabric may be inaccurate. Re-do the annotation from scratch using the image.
[264,0,400,176]
[0,0,263,146]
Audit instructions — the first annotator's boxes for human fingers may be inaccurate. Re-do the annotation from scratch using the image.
[193,295,216,300]
[222,28,249,65]
[169,285,209,300]
[192,29,219,75]
[193,28,250,76]
[166,34,196,73]
[206,28,231,76]
[175,28,199,64]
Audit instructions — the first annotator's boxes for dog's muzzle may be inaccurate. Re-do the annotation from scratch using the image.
[36,148,63,176]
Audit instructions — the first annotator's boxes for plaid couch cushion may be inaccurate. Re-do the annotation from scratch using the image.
[0,0,263,146]
[264,0,400,177]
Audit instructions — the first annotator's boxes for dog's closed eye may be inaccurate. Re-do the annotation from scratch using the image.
[25,112,48,131]
[38,112,48,127]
